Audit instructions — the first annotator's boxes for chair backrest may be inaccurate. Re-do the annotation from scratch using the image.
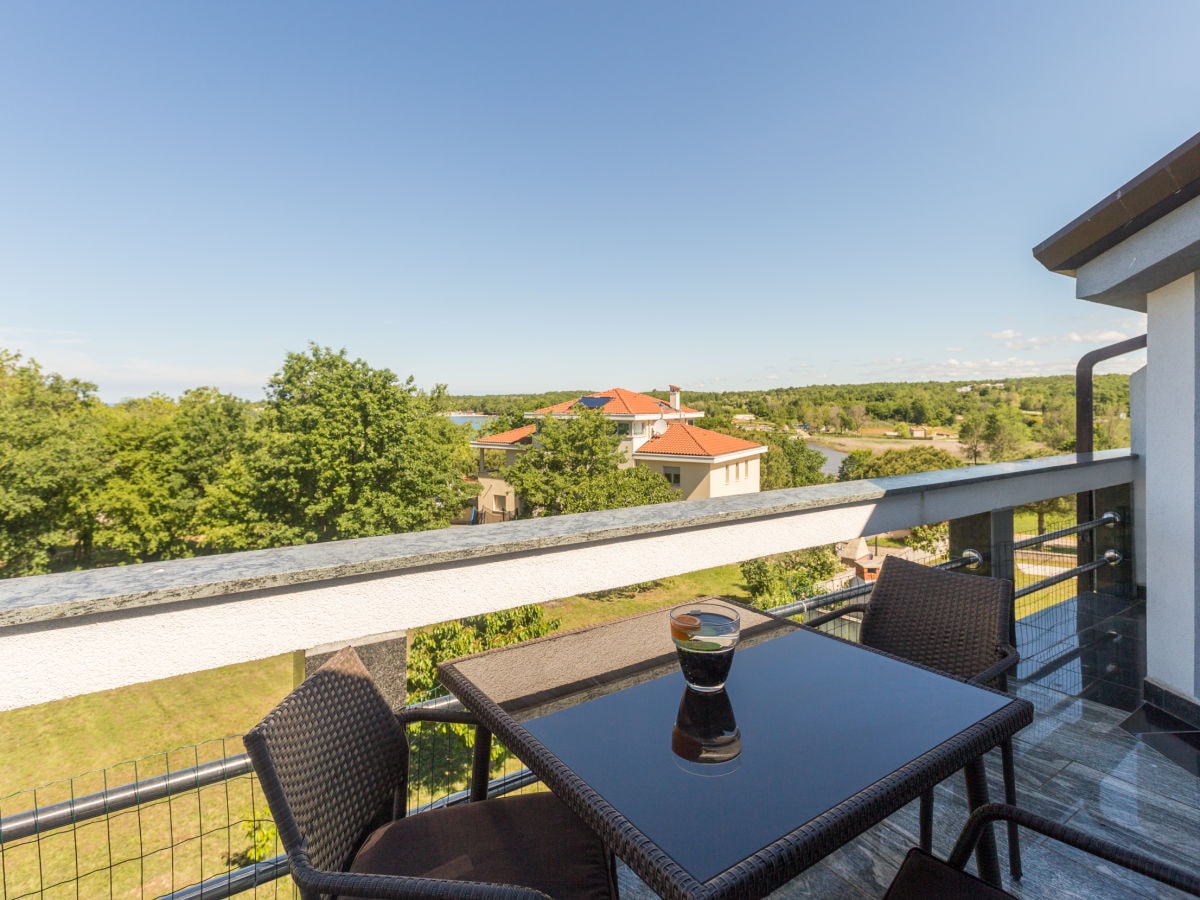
[860,556,1013,682]
[244,646,405,875]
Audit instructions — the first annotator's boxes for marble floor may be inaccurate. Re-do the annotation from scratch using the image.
[617,593,1200,898]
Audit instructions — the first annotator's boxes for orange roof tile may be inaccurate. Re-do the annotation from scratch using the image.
[471,424,536,446]
[634,423,765,458]
[532,387,700,417]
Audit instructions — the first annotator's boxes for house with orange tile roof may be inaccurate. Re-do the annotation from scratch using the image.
[631,422,767,500]
[528,384,704,458]
[465,386,767,516]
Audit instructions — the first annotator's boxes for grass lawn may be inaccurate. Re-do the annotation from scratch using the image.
[541,563,750,632]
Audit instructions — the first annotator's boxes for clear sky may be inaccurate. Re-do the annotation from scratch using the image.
[2,2,1196,403]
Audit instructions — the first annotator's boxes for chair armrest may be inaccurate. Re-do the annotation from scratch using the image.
[396,706,481,728]
[803,602,870,629]
[946,803,1200,896]
[395,705,497,803]
[290,856,552,899]
[967,643,1019,688]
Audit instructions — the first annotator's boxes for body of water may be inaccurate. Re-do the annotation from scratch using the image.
[810,443,847,477]
[449,414,496,429]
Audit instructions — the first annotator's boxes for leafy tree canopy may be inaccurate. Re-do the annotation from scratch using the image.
[503,409,680,516]
[0,351,106,576]
[200,345,479,550]
[837,445,964,481]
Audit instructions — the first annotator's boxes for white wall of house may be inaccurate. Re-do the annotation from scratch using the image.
[707,454,762,498]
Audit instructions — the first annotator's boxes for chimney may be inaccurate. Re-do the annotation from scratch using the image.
[669,384,681,410]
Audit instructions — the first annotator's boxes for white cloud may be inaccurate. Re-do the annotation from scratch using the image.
[988,327,1130,352]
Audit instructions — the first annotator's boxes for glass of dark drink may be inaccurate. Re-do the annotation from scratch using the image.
[669,601,741,692]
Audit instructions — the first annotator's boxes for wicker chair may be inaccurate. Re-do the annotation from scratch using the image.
[243,646,618,900]
[884,802,1200,898]
[805,555,1022,878]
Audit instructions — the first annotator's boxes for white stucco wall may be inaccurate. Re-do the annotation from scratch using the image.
[1143,273,1200,701]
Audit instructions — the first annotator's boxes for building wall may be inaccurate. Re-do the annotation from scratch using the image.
[472,475,517,524]
[640,459,710,500]
[706,456,762,498]
[1143,273,1200,702]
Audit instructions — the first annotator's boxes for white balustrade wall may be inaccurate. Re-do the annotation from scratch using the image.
[0,452,1134,711]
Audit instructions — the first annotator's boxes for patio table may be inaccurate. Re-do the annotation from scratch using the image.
[437,603,1033,900]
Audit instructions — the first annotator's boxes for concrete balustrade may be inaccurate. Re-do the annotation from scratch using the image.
[0,451,1134,711]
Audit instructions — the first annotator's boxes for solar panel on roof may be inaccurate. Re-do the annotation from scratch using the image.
[576,396,611,409]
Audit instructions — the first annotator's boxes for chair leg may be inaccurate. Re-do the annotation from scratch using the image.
[1001,738,1022,880]
[963,757,1001,887]
[919,789,933,853]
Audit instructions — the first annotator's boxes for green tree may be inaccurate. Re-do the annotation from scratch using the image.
[0,351,107,576]
[405,606,559,791]
[504,410,679,516]
[983,406,1030,461]
[958,413,986,464]
[96,389,255,560]
[837,449,875,481]
[1021,496,1073,535]
[740,546,839,609]
[838,446,963,480]
[1038,398,1074,451]
[200,345,477,550]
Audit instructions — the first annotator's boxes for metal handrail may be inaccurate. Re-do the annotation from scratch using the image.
[1013,512,1120,550]
[0,755,253,844]
[1014,550,1123,599]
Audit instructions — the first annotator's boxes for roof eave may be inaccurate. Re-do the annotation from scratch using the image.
[1033,130,1200,275]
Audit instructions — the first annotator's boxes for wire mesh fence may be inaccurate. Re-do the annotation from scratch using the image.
[0,716,541,900]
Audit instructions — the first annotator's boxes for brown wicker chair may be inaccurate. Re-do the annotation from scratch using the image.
[805,555,1022,877]
[243,646,618,900]
[884,802,1200,898]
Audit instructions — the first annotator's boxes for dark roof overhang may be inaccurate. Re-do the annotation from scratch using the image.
[1033,131,1200,276]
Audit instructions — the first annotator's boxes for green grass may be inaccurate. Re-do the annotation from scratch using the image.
[0,654,295,798]
[543,563,750,632]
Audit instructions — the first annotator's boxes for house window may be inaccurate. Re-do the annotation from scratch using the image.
[494,495,507,514]
[725,465,730,484]
[633,423,644,435]
[663,466,681,487]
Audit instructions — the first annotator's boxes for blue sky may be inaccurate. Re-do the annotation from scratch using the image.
[2,2,1195,403]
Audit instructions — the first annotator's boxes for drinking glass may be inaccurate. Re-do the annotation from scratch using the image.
[669,600,741,692]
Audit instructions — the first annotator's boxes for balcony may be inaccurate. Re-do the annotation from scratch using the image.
[2,446,1198,898]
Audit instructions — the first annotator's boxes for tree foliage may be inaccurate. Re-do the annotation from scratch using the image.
[0,351,107,575]
[837,446,963,480]
[740,547,840,609]
[983,406,1031,461]
[405,605,559,790]
[503,410,679,516]
[201,345,478,550]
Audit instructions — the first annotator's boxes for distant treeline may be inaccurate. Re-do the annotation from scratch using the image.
[451,374,1131,447]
